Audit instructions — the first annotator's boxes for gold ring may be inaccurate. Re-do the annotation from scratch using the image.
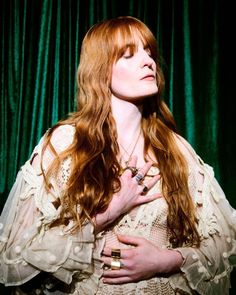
[111,248,121,259]
[111,259,121,270]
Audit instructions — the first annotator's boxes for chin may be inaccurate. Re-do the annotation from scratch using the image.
[142,85,158,96]
[142,88,158,97]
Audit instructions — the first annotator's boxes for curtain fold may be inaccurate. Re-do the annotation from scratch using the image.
[183,0,195,145]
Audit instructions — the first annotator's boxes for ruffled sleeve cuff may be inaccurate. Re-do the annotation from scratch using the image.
[1,219,105,290]
[21,222,105,285]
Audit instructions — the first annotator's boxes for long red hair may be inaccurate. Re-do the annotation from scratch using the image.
[43,16,200,247]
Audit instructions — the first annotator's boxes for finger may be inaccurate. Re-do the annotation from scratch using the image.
[102,256,124,268]
[147,173,161,186]
[103,269,127,278]
[137,161,153,177]
[117,234,144,247]
[102,247,112,257]
[102,247,132,260]
[140,174,160,195]
[101,256,110,265]
[140,174,161,194]
[137,192,162,204]
[103,276,132,284]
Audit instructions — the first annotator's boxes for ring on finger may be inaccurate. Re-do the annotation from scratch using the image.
[142,185,149,195]
[111,248,121,259]
[111,258,121,270]
[123,166,138,177]
[135,172,144,184]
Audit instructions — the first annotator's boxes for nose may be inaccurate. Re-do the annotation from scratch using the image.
[140,51,154,69]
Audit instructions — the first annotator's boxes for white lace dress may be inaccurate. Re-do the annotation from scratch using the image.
[0,125,236,295]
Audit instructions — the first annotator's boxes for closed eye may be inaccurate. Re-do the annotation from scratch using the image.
[122,48,134,59]
[123,54,133,59]
[144,46,153,58]
[147,50,153,59]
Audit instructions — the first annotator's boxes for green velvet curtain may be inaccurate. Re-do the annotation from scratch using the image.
[0,0,236,292]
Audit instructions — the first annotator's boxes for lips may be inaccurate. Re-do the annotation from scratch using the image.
[141,74,155,80]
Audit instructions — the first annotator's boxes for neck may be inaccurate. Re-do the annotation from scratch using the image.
[111,96,142,143]
[111,95,144,166]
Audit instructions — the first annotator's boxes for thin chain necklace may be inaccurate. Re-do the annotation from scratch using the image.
[119,129,142,166]
[119,131,158,178]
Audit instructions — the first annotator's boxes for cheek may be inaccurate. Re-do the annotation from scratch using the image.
[111,66,130,92]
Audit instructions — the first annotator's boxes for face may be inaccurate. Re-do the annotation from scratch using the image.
[111,38,158,103]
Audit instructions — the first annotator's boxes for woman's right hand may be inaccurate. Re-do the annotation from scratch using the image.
[94,156,161,233]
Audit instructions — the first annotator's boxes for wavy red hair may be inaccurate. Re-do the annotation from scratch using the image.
[43,16,200,247]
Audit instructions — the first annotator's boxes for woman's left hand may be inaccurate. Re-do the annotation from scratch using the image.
[102,234,183,284]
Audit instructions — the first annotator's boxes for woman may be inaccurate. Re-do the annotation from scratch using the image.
[0,16,235,295]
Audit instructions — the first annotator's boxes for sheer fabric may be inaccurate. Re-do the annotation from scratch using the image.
[0,125,235,294]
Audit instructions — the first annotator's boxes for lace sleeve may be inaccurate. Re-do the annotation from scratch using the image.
[169,135,236,295]
[31,124,75,188]
[0,125,105,293]
[30,124,75,221]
